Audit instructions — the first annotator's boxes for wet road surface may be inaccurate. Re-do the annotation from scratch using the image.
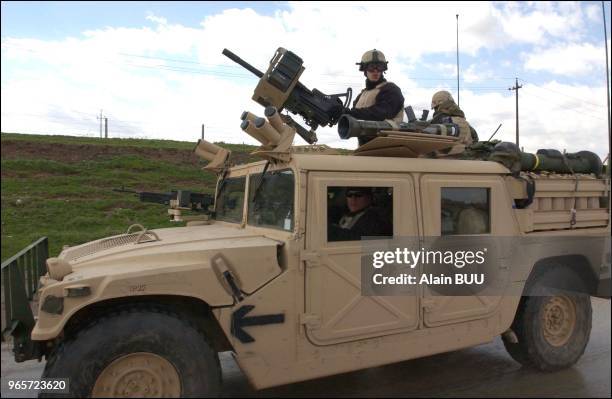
[2,298,610,398]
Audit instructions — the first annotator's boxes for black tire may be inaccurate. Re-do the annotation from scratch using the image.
[503,269,592,371]
[41,306,222,397]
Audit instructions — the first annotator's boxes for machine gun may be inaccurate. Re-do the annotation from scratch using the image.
[113,187,215,222]
[223,47,352,144]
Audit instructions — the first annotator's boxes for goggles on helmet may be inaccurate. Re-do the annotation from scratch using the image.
[365,62,386,72]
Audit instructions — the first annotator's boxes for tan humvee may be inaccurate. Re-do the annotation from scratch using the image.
[32,150,610,397]
[24,48,611,397]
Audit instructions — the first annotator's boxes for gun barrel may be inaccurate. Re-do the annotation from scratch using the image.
[222,49,264,78]
[112,187,138,194]
[338,114,394,139]
[139,192,174,205]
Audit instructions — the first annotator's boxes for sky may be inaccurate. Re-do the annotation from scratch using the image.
[1,1,611,158]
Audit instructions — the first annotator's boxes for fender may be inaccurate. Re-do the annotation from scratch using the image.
[32,229,282,341]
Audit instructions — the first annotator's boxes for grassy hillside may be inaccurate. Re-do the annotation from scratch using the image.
[1,133,258,262]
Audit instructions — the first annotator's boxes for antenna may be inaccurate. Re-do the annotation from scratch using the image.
[456,14,460,107]
[602,1,611,167]
[487,123,502,142]
[602,0,611,232]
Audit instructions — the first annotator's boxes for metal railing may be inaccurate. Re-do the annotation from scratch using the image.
[1,237,48,341]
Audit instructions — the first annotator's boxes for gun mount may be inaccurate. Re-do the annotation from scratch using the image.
[223,47,352,144]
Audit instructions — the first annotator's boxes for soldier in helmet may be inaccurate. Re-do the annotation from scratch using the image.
[328,187,392,241]
[430,90,478,155]
[346,49,405,146]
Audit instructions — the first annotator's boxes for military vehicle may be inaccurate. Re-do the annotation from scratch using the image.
[4,47,610,397]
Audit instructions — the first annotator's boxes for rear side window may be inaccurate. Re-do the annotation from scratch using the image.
[441,187,490,235]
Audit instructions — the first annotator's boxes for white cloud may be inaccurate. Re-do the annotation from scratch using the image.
[460,81,609,157]
[1,2,609,159]
[585,3,602,22]
[462,63,495,83]
[146,13,168,26]
[498,2,586,45]
[524,42,606,76]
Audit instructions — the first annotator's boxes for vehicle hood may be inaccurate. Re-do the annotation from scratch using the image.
[60,225,275,265]
[56,225,283,294]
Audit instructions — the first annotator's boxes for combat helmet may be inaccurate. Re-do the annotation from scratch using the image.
[431,90,455,109]
[356,49,388,72]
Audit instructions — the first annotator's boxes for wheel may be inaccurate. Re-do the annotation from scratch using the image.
[41,307,222,397]
[503,271,592,371]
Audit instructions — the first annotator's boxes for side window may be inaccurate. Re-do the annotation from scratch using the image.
[441,187,490,235]
[215,176,246,223]
[327,186,394,242]
[248,169,295,231]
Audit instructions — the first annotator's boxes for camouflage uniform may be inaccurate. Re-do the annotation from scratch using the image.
[430,91,478,156]
[349,49,405,146]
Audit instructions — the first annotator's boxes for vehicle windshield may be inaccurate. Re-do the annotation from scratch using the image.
[248,169,295,231]
[215,176,246,223]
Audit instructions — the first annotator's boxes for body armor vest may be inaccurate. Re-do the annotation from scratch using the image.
[355,82,404,125]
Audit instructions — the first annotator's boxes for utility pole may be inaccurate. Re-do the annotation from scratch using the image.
[202,124,205,140]
[104,117,108,139]
[509,78,523,147]
[97,110,103,138]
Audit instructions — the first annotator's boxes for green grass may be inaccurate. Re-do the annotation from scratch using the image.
[1,132,350,262]
[1,132,257,262]
[0,132,257,153]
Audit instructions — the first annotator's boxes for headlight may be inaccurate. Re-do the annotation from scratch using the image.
[46,257,73,281]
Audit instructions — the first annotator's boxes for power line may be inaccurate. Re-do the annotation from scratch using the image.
[518,78,606,110]
[2,111,96,126]
[4,44,610,137]
[4,42,515,83]
[520,91,606,121]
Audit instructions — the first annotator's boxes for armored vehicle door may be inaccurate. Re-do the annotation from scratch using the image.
[304,172,419,345]
[419,174,513,327]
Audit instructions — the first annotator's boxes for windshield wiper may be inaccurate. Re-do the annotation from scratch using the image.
[252,161,271,208]
[214,168,231,215]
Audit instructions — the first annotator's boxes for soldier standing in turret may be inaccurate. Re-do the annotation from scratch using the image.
[430,90,479,154]
[346,49,405,146]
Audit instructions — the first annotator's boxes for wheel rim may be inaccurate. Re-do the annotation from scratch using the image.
[541,295,577,347]
[92,352,181,398]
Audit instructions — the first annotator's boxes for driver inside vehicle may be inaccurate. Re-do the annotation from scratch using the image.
[328,187,393,242]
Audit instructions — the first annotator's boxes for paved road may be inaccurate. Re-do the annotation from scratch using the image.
[2,298,610,398]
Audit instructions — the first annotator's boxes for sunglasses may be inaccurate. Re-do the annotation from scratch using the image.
[346,192,365,198]
[366,64,384,72]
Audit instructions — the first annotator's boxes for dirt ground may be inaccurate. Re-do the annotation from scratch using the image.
[1,298,610,398]
[0,139,254,167]
[1,140,203,165]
